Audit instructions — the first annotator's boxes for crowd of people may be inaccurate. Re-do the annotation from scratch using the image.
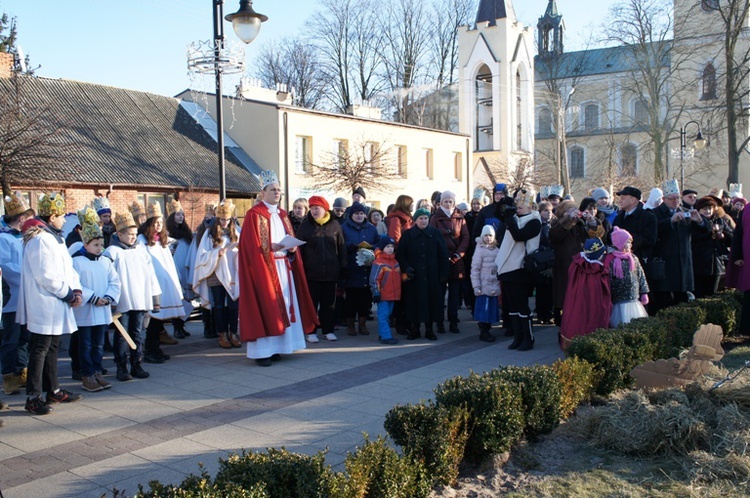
[1,172,748,424]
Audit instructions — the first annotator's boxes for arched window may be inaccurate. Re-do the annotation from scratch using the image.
[702,0,719,12]
[584,103,599,131]
[633,99,649,126]
[569,146,584,179]
[702,63,717,100]
[538,107,553,135]
[516,70,522,149]
[619,142,638,177]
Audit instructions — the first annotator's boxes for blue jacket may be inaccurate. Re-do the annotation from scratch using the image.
[341,218,380,288]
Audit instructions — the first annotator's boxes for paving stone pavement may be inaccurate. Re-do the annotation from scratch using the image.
[0,308,563,498]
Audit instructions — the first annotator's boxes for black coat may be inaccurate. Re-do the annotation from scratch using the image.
[651,204,709,292]
[396,225,450,322]
[296,214,347,282]
[611,203,657,263]
[692,214,733,276]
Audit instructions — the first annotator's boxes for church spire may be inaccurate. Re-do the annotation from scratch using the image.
[537,0,564,57]
[475,0,512,27]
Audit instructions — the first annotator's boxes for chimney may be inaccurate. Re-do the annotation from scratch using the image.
[0,53,13,79]
[345,102,382,120]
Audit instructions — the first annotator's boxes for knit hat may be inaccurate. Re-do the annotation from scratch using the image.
[92,196,111,216]
[353,186,366,199]
[591,188,609,201]
[457,202,469,211]
[378,236,395,251]
[732,197,748,207]
[583,237,606,261]
[413,207,431,220]
[146,200,163,219]
[480,225,495,238]
[493,183,507,195]
[129,200,146,219]
[440,190,456,202]
[350,202,366,214]
[114,211,137,232]
[610,227,632,251]
[38,193,66,217]
[309,195,330,211]
[216,199,235,219]
[332,197,348,209]
[167,199,183,216]
[3,192,32,218]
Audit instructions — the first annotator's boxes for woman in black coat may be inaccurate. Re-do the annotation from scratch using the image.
[396,208,450,341]
[692,196,733,297]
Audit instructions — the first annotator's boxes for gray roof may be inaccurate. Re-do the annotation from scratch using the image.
[475,0,508,26]
[535,42,671,81]
[1,76,261,194]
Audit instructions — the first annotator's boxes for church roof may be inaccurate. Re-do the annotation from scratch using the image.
[544,0,559,18]
[476,0,508,26]
[535,42,671,80]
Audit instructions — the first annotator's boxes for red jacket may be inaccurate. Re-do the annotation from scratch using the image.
[369,250,401,301]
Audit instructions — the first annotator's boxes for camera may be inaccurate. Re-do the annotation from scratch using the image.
[683,211,691,218]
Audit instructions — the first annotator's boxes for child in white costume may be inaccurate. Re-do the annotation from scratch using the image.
[166,199,194,339]
[193,200,240,349]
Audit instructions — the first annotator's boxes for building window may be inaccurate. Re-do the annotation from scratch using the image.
[538,107,553,135]
[364,142,380,172]
[332,139,348,168]
[584,103,599,131]
[619,142,638,176]
[295,136,312,173]
[633,99,649,126]
[453,152,463,181]
[702,0,719,11]
[516,70,522,149]
[569,146,584,178]
[424,148,434,179]
[701,63,717,100]
[396,145,407,177]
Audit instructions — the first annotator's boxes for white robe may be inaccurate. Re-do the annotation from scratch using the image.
[104,242,161,313]
[138,235,185,320]
[246,202,306,359]
[192,231,239,308]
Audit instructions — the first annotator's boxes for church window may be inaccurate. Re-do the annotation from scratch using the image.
[584,103,599,131]
[569,146,584,178]
[702,0,719,11]
[633,99,649,126]
[701,63,717,100]
[516,70,523,149]
[619,142,638,177]
[538,107,553,135]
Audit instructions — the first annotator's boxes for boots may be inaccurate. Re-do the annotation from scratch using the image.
[159,330,178,345]
[425,322,437,341]
[407,322,421,340]
[518,315,535,351]
[116,362,132,382]
[435,321,446,334]
[449,320,460,334]
[203,309,218,338]
[218,332,232,349]
[508,315,523,350]
[173,318,190,339]
[478,322,495,342]
[229,333,242,348]
[130,361,150,379]
[346,318,357,336]
[2,373,20,395]
[358,317,370,335]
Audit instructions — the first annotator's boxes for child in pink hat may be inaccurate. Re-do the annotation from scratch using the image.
[605,227,649,327]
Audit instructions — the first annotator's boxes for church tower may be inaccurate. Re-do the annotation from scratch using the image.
[458,0,535,189]
[537,0,564,57]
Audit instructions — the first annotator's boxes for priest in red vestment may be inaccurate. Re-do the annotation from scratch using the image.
[238,171,318,366]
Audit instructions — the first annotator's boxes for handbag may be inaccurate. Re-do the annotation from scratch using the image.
[524,247,555,278]
[645,257,666,280]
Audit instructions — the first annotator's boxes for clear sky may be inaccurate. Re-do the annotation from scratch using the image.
[5,0,617,97]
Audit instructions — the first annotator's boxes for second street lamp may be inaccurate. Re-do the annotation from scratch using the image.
[680,120,707,190]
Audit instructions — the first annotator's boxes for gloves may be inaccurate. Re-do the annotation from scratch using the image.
[640,294,649,305]
[373,295,381,303]
[474,288,481,296]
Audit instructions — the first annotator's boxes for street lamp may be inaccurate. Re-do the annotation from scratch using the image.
[680,120,707,190]
[190,1,268,202]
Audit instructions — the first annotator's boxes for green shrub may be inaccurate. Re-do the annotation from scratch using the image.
[383,401,469,486]
[134,469,268,497]
[689,296,740,337]
[656,306,707,355]
[620,316,672,359]
[552,357,597,418]
[341,434,431,498]
[213,448,338,498]
[567,328,657,395]
[434,372,524,464]
[488,365,562,439]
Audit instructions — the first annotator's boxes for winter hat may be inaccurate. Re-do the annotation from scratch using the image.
[349,201,367,214]
[308,195,330,212]
[583,237,606,261]
[457,202,469,211]
[732,197,748,207]
[591,188,610,201]
[493,183,507,195]
[644,188,663,210]
[480,225,495,238]
[413,207,431,220]
[695,195,719,211]
[610,227,632,251]
[440,190,456,202]
[333,197,349,209]
[378,236,395,251]
[353,186,366,199]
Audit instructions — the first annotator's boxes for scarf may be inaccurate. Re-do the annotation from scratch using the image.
[611,250,635,279]
[314,211,331,225]
[598,204,615,216]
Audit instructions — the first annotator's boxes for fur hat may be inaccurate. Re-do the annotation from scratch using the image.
[583,237,606,261]
[3,192,32,218]
[114,211,137,232]
[353,186,366,199]
[92,196,111,215]
[695,195,720,211]
[413,207,431,220]
[216,199,235,219]
[480,225,495,238]
[308,195,330,212]
[167,199,183,216]
[378,236,395,251]
[38,193,66,217]
[129,200,146,219]
[146,200,162,219]
[80,221,103,244]
[610,227,632,251]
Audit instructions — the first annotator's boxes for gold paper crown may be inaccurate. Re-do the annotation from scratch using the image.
[146,200,162,219]
[114,211,137,232]
[662,178,680,197]
[77,206,99,227]
[260,169,279,189]
[38,192,66,217]
[515,188,536,209]
[3,192,31,218]
[92,196,111,214]
[129,200,145,219]
[80,221,103,244]
[167,199,183,216]
[205,202,218,215]
[216,199,235,219]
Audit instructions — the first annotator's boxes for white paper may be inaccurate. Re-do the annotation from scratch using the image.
[278,234,306,249]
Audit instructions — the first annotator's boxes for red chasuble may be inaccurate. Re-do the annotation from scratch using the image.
[238,203,318,342]
[559,254,612,350]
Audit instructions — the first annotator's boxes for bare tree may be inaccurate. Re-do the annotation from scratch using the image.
[254,37,325,109]
[350,0,385,104]
[307,138,402,194]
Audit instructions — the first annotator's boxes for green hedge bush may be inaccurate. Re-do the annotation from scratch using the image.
[433,372,524,464]
[688,296,741,337]
[656,306,707,355]
[383,401,469,486]
[552,357,597,418]
[135,469,268,497]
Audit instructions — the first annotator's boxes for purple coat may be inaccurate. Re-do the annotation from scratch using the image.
[728,206,750,290]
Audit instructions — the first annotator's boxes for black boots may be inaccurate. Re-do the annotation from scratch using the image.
[518,314,535,351]
[508,315,523,350]
[435,321,446,334]
[407,322,421,340]
[173,318,190,339]
[478,322,495,342]
[425,322,437,341]
[449,320,460,334]
[203,309,217,338]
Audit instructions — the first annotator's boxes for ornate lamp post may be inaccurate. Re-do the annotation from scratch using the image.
[680,120,707,190]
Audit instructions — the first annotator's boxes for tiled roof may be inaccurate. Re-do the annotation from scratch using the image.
[1,76,261,194]
[535,42,671,81]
